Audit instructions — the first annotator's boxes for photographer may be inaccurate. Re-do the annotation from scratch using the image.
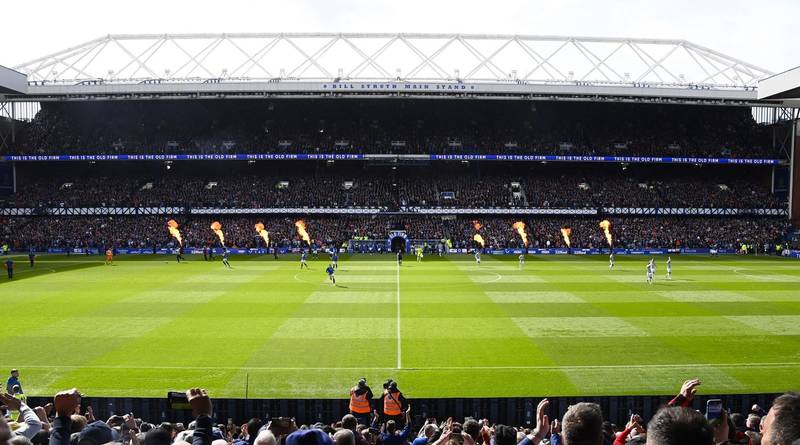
[380,381,407,427]
[348,379,373,427]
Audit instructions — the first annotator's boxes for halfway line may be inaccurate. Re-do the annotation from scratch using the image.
[396,258,402,369]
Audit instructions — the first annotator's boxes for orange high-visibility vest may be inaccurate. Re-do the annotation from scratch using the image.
[383,390,402,416]
[349,389,370,414]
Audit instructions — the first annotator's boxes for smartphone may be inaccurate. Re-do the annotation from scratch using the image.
[706,399,723,422]
[167,391,192,411]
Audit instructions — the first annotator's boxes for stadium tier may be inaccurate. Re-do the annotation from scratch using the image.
[3,100,779,159]
[0,166,787,210]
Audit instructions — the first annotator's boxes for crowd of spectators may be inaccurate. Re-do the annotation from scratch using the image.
[1,174,785,210]
[7,100,777,159]
[3,216,793,252]
[2,377,799,445]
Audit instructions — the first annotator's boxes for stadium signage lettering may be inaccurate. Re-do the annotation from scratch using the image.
[322,82,476,91]
[1,153,783,165]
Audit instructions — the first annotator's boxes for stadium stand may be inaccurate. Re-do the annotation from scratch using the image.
[2,160,787,211]
[4,100,778,159]
[3,215,793,252]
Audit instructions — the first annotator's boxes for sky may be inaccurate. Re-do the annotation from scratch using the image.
[1,0,798,73]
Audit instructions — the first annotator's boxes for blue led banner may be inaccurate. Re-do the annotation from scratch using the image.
[429,154,783,165]
[3,153,365,161]
[1,153,784,165]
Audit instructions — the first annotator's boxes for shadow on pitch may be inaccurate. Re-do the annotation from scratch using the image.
[1,261,107,283]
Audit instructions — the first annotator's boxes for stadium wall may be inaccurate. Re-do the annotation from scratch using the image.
[23,393,782,427]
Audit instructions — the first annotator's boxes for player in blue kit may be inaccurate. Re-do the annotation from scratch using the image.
[326,263,336,285]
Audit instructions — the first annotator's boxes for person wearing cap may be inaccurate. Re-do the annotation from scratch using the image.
[285,429,334,445]
[78,419,115,445]
[380,381,407,427]
[348,379,373,427]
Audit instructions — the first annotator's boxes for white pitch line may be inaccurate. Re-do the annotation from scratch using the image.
[396,259,402,370]
[11,362,800,371]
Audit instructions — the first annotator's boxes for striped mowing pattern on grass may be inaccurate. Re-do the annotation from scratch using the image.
[1,253,799,398]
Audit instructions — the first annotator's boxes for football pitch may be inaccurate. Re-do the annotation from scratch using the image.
[2,253,800,399]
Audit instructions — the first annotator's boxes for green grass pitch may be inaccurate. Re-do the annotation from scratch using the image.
[2,253,800,399]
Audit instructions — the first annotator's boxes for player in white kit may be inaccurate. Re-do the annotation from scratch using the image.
[666,256,672,280]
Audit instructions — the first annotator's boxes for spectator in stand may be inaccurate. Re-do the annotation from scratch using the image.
[253,431,277,445]
[413,420,438,445]
[644,408,714,445]
[377,406,412,445]
[0,393,41,441]
[759,392,800,445]
[340,416,369,445]
[744,414,761,445]
[333,429,354,445]
[554,401,603,445]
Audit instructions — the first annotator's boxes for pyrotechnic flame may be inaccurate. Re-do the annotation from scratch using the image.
[472,220,482,231]
[560,227,572,248]
[473,234,485,247]
[512,221,529,247]
[210,221,225,246]
[599,220,613,247]
[166,219,183,245]
[295,220,311,245]
[254,222,270,246]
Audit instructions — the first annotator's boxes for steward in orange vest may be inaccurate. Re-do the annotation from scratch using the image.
[349,378,373,425]
[380,380,408,426]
